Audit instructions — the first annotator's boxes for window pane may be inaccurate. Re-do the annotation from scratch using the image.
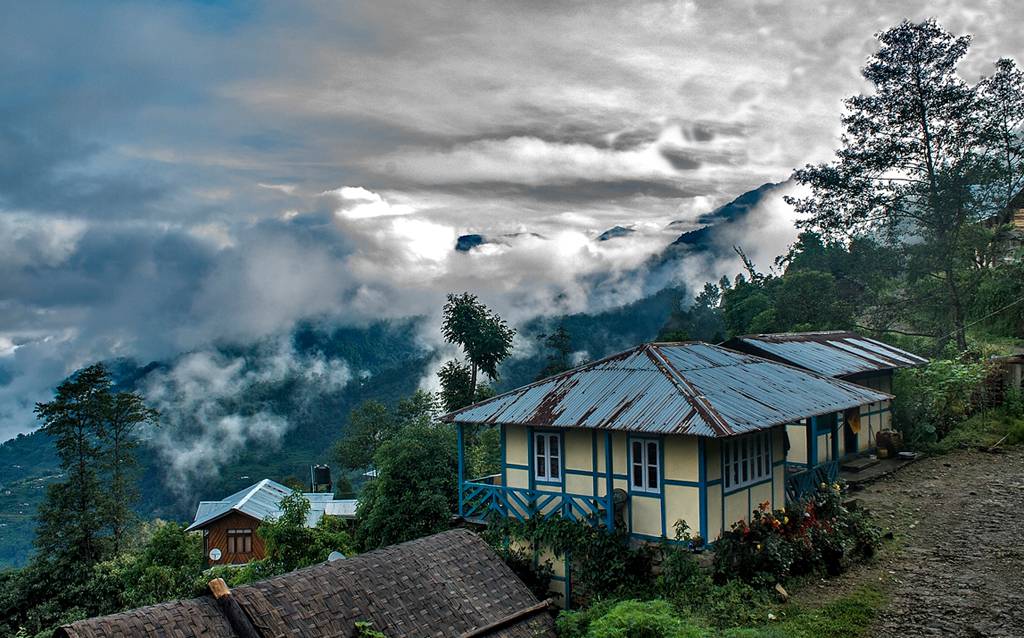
[633,462,643,488]
[647,463,658,489]
[549,435,560,458]
[535,434,546,479]
[550,455,559,479]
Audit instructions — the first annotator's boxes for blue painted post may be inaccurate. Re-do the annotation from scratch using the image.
[698,439,708,544]
[457,423,465,518]
[808,416,818,471]
[604,431,614,530]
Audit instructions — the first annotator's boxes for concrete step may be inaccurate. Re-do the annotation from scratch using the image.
[841,456,880,473]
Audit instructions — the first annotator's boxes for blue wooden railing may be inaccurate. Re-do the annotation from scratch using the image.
[784,459,839,503]
[460,480,614,528]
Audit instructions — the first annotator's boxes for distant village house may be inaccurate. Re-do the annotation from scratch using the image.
[187,471,356,566]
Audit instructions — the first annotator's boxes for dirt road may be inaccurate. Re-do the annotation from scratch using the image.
[855,448,1024,637]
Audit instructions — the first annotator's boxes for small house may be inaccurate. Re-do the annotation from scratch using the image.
[57,529,555,638]
[444,342,890,602]
[723,331,927,465]
[186,479,357,565]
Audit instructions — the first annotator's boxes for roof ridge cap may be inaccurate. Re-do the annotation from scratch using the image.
[643,343,733,436]
[235,479,268,511]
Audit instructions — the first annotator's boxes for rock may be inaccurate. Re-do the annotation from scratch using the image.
[774,583,789,602]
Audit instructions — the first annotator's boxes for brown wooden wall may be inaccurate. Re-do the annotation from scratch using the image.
[200,512,265,566]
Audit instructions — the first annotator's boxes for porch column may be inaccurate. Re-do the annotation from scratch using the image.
[604,431,614,529]
[457,423,465,518]
[808,416,817,470]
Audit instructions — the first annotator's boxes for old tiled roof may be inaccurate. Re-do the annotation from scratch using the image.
[55,529,555,638]
[443,342,892,437]
[186,479,357,532]
[724,331,928,378]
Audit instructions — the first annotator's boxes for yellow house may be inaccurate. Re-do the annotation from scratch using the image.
[444,342,890,601]
[723,332,927,467]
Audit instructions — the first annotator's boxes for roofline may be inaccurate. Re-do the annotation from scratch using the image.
[440,341,663,423]
[185,508,260,532]
[726,333,928,372]
[444,340,893,436]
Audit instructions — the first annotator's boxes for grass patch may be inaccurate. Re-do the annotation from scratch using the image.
[555,585,887,637]
[930,405,1024,453]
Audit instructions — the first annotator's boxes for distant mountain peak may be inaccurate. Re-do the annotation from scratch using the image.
[597,226,635,241]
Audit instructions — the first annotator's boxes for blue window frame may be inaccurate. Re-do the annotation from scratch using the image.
[533,431,562,484]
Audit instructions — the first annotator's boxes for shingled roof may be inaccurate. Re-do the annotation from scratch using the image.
[443,342,891,437]
[724,331,928,378]
[55,529,555,638]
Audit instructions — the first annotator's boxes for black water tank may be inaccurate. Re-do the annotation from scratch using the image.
[312,464,332,492]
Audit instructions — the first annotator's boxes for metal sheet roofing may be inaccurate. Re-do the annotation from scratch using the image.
[725,331,929,378]
[186,479,357,531]
[443,342,892,437]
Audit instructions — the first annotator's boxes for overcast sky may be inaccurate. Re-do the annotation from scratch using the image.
[2,0,1022,441]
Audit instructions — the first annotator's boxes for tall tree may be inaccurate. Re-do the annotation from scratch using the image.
[440,293,516,394]
[102,391,157,552]
[787,19,1021,349]
[534,324,573,380]
[33,364,111,567]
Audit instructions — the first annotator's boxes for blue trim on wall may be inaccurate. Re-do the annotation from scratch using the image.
[698,439,708,542]
[604,431,614,530]
[591,430,598,499]
[500,424,507,487]
[457,424,464,517]
[507,463,529,471]
[659,436,667,538]
[527,426,535,491]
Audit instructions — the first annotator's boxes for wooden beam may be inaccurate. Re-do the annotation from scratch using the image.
[208,578,262,638]
[459,600,551,638]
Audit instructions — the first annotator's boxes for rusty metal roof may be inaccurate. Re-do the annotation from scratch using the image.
[724,331,928,378]
[443,342,891,437]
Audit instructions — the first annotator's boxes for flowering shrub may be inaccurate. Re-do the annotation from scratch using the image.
[712,482,880,588]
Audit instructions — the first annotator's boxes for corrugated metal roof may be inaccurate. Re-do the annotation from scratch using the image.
[725,331,928,378]
[186,479,357,531]
[443,342,891,437]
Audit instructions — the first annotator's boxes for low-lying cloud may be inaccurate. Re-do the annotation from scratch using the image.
[145,337,353,491]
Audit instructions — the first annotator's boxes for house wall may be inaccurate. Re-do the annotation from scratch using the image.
[840,371,893,457]
[501,424,786,543]
[500,424,786,607]
[704,427,786,540]
[200,511,265,566]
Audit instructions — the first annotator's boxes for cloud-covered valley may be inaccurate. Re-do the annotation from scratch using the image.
[3,0,1024,442]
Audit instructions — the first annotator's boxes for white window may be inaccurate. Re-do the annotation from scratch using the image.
[534,432,562,483]
[722,430,772,492]
[630,438,660,493]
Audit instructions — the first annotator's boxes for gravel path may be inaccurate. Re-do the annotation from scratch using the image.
[855,448,1024,637]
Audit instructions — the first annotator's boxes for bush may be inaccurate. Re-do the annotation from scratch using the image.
[483,517,654,606]
[712,485,880,588]
[894,360,988,445]
[574,599,704,638]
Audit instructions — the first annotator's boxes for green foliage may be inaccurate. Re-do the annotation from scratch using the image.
[86,521,205,614]
[440,292,516,394]
[333,400,395,471]
[658,283,725,343]
[712,484,881,588]
[930,403,1024,452]
[787,20,1024,350]
[536,324,575,380]
[893,359,989,444]
[354,620,387,638]
[483,517,654,605]
[355,419,457,550]
[258,492,353,572]
[584,599,703,638]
